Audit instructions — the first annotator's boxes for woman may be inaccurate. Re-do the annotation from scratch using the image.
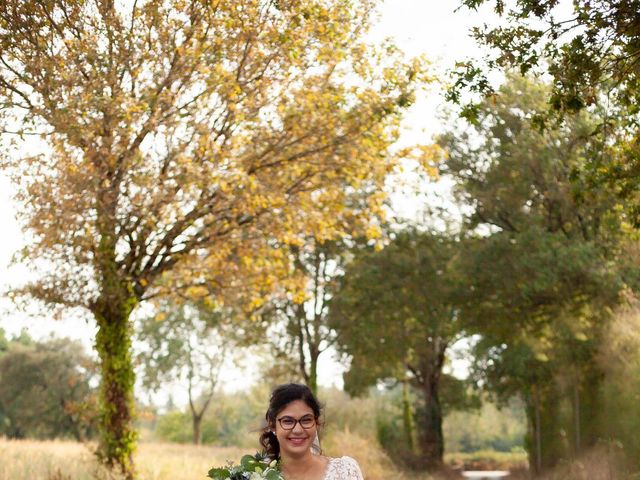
[260,383,364,480]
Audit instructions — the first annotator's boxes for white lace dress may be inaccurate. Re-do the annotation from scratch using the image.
[323,456,364,480]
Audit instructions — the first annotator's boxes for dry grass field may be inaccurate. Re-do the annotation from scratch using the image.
[0,438,247,480]
[0,431,478,480]
[2,435,627,480]
[0,433,432,480]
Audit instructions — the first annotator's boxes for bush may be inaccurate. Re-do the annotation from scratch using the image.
[599,307,640,470]
[506,445,630,480]
[443,398,526,453]
[321,387,380,439]
[0,338,98,440]
[151,386,266,446]
[444,449,528,471]
[154,410,193,443]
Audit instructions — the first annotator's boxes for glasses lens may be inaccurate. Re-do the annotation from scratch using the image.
[280,417,296,429]
[300,416,315,428]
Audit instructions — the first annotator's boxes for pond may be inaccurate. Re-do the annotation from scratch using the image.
[462,471,510,479]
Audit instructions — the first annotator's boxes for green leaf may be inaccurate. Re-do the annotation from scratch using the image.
[265,470,283,480]
[240,454,256,470]
[208,468,231,479]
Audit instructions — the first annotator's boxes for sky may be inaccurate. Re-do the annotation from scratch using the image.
[0,0,500,400]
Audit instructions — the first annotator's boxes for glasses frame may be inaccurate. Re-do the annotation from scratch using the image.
[276,415,317,431]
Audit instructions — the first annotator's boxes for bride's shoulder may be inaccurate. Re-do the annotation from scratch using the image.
[324,456,363,479]
[332,456,360,466]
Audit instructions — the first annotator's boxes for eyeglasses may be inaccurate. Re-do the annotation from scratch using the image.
[277,415,316,430]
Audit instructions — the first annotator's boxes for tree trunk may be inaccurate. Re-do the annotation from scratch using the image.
[525,386,564,475]
[533,392,542,474]
[413,342,446,471]
[94,293,138,479]
[308,345,319,396]
[93,185,139,478]
[575,366,605,452]
[418,376,444,469]
[524,392,538,473]
[192,414,203,445]
[401,378,416,453]
[573,380,580,455]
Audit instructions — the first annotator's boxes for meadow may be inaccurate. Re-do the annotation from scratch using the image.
[1,434,632,480]
[0,432,524,480]
[0,438,246,480]
[0,431,417,480]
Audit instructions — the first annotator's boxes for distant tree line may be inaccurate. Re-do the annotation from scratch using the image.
[0,329,98,440]
[145,386,526,457]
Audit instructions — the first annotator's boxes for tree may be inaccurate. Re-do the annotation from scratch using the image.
[439,75,630,472]
[448,0,640,231]
[0,1,426,475]
[330,229,467,470]
[449,0,640,119]
[245,167,417,394]
[251,237,349,395]
[0,328,8,354]
[0,328,34,355]
[136,302,230,445]
[0,337,98,440]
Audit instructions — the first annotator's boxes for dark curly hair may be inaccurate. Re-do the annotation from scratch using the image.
[259,383,322,460]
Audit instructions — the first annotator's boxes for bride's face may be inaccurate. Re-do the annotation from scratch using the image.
[273,399,317,458]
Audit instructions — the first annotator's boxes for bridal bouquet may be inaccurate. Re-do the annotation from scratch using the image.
[208,453,284,480]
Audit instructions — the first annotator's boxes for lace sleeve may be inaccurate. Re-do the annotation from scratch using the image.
[326,456,364,480]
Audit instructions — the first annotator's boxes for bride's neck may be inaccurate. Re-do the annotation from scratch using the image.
[280,450,315,472]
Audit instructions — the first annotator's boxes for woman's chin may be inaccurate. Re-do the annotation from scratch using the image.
[283,438,311,453]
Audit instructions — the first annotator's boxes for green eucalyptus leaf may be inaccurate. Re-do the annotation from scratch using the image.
[240,454,256,469]
[207,467,231,479]
[265,470,283,480]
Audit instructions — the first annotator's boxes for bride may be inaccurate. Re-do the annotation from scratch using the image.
[260,383,364,480]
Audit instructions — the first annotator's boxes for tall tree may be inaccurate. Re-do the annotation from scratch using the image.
[0,1,426,475]
[460,231,616,472]
[440,75,629,472]
[245,168,415,394]
[449,0,640,231]
[330,229,466,470]
[136,302,229,445]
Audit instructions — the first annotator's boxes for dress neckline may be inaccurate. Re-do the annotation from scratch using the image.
[320,456,333,480]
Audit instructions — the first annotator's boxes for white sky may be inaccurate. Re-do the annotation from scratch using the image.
[0,0,500,400]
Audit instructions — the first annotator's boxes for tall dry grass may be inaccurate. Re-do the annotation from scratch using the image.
[0,433,449,480]
[0,438,247,480]
[323,428,409,480]
[536,446,633,480]
[505,445,635,480]
[4,436,630,480]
